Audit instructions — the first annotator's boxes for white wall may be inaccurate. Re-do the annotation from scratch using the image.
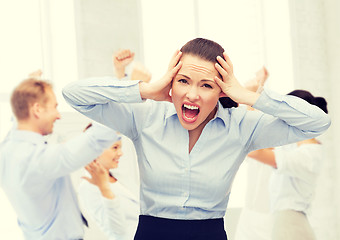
[323,0,340,239]
[74,0,144,80]
[288,0,339,239]
[1,0,339,239]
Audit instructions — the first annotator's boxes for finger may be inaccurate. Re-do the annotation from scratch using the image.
[85,165,95,174]
[97,161,105,169]
[125,50,134,59]
[214,76,225,89]
[223,52,233,72]
[81,176,91,182]
[94,160,101,167]
[95,161,107,173]
[91,162,101,172]
[89,161,96,166]
[258,77,266,87]
[214,62,228,81]
[94,161,103,171]
[122,50,129,59]
[168,50,182,70]
[214,76,229,98]
[88,162,97,171]
[113,49,123,59]
[263,66,269,80]
[170,61,182,78]
[216,56,232,74]
[81,176,94,184]
[97,162,108,174]
[117,49,129,60]
[118,55,126,61]
[166,61,182,103]
[170,49,180,60]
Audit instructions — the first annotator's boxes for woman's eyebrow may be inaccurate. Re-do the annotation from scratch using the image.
[177,74,216,83]
[177,74,190,79]
[201,79,215,83]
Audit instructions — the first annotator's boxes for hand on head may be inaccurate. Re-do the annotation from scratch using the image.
[214,53,243,99]
[213,53,261,106]
[139,50,182,102]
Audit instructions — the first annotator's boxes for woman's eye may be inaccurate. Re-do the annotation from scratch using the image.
[202,83,213,89]
[178,79,188,84]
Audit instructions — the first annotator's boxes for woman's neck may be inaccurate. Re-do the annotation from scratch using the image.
[109,171,117,183]
[188,107,217,153]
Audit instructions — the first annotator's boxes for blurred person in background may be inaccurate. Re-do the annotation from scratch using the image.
[0,72,118,240]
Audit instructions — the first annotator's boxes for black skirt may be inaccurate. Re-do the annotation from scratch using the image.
[134,215,228,240]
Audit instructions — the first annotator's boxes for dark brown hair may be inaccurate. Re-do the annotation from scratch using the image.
[180,38,238,108]
[180,38,225,63]
[10,78,53,120]
[287,89,328,113]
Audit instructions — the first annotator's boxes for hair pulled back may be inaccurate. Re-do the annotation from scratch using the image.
[180,38,238,108]
[287,89,328,113]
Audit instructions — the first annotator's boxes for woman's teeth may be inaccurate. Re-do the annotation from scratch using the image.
[183,104,199,110]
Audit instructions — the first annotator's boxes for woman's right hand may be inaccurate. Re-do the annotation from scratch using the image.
[83,160,115,199]
[139,50,182,102]
[83,160,110,188]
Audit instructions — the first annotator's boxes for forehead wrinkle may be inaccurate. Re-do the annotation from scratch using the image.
[185,63,214,75]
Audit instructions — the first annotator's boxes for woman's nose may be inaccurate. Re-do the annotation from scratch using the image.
[56,111,61,120]
[186,86,199,101]
[118,149,123,156]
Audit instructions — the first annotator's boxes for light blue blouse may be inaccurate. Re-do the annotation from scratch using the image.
[63,77,330,220]
[0,123,118,239]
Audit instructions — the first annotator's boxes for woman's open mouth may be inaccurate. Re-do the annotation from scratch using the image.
[112,159,119,164]
[182,103,200,123]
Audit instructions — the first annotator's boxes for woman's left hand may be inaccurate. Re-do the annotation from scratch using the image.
[214,52,260,106]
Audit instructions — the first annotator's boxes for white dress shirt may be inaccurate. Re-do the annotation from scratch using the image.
[79,177,139,240]
[78,135,140,240]
[270,143,324,213]
[234,158,274,240]
[0,123,118,240]
[62,77,331,220]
